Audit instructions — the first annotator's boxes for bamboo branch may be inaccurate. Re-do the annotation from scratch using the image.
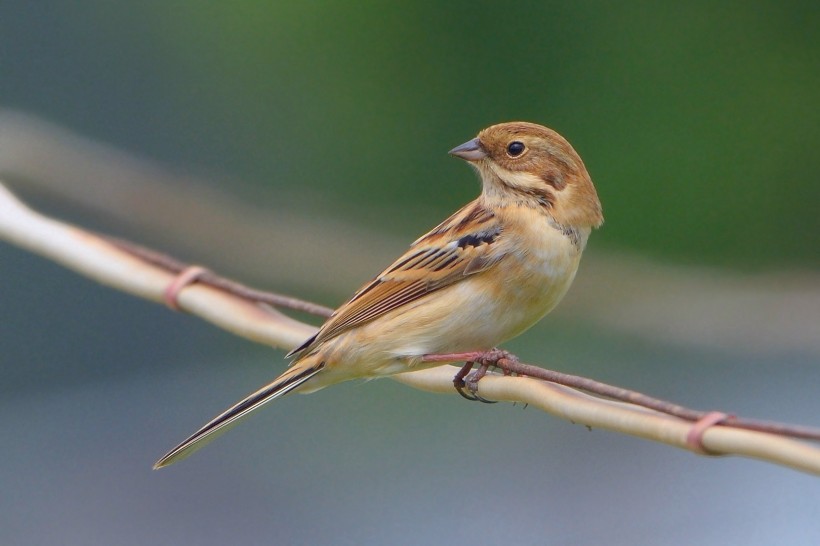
[2,179,820,476]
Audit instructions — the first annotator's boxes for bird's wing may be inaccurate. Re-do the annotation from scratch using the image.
[288,199,506,357]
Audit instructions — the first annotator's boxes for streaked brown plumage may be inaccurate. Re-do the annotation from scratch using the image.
[154,121,602,468]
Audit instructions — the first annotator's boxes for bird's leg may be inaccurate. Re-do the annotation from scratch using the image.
[473,348,519,370]
[421,351,486,363]
[422,348,520,403]
[465,349,521,403]
[421,352,483,400]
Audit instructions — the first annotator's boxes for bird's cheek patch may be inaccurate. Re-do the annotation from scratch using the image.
[540,168,567,190]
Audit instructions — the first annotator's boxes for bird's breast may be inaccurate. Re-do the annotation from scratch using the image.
[489,221,584,336]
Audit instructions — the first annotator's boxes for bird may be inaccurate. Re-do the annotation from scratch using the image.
[154,121,603,469]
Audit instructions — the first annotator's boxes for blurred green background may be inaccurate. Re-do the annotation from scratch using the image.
[5,1,819,268]
[1,2,818,545]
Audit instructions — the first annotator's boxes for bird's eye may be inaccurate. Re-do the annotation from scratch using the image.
[507,141,526,157]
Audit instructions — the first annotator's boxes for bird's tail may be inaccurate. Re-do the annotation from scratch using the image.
[153,358,326,469]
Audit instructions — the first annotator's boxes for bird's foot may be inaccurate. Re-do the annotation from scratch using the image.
[461,360,496,404]
[472,348,519,372]
[452,361,479,401]
[424,348,520,403]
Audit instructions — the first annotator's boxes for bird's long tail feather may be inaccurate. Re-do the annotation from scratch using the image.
[154,359,325,469]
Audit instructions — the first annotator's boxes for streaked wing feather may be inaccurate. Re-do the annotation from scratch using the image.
[289,200,504,357]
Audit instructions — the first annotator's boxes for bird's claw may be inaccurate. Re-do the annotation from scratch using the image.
[464,362,497,403]
[453,361,479,401]
[450,348,519,403]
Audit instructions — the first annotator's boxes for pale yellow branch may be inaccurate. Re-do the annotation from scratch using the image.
[0,183,314,348]
[2,180,819,476]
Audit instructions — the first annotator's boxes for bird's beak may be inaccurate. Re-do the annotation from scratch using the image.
[448,137,487,161]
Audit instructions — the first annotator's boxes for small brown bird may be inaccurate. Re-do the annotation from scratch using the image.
[155,121,603,468]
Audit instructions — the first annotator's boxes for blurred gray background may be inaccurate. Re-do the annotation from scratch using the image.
[1,2,818,545]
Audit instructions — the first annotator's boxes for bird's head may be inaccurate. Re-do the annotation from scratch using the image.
[450,122,603,229]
